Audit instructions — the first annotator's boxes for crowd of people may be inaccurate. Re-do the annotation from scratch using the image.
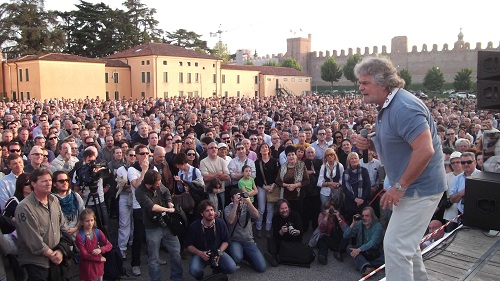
[0,56,497,280]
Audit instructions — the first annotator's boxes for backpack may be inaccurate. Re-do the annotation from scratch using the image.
[277,241,316,268]
[164,205,189,236]
[79,230,125,280]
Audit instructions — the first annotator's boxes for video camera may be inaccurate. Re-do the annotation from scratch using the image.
[76,160,110,193]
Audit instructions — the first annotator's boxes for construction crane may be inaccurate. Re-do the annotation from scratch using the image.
[210,24,225,43]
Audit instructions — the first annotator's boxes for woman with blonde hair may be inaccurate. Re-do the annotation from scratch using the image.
[317,148,344,206]
[341,152,371,224]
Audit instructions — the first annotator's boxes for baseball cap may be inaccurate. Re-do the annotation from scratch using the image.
[217,142,228,149]
[450,151,462,159]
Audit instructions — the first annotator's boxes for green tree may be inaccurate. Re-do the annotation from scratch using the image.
[245,61,254,65]
[58,1,127,57]
[0,0,65,57]
[423,67,445,91]
[211,41,230,63]
[321,57,343,89]
[453,68,474,91]
[165,29,210,53]
[280,57,302,71]
[343,54,362,89]
[122,0,163,46]
[398,69,412,89]
[262,61,277,66]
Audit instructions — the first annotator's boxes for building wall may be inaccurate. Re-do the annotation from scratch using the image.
[261,74,311,97]
[104,67,131,100]
[220,69,259,98]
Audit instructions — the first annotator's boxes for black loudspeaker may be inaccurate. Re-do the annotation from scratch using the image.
[463,172,500,231]
[478,51,500,80]
[477,80,500,110]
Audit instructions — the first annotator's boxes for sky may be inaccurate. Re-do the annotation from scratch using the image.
[39,0,500,58]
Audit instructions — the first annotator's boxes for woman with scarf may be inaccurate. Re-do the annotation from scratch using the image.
[275,145,309,215]
[52,171,85,236]
[341,152,370,225]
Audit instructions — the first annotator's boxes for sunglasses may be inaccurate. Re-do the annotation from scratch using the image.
[49,137,58,140]
[318,133,325,135]
[86,142,95,146]
[43,154,48,158]
[56,179,70,183]
[128,154,136,157]
[9,149,21,153]
[138,152,149,155]
[166,138,173,141]
[250,138,257,141]
[461,160,474,165]
[187,153,196,156]
[335,136,343,139]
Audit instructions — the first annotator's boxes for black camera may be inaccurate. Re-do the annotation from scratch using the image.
[238,192,249,199]
[151,212,168,228]
[76,160,110,193]
[353,214,362,221]
[329,208,335,215]
[206,250,219,267]
[285,222,299,236]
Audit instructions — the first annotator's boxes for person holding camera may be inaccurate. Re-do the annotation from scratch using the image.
[135,170,183,281]
[314,200,346,265]
[185,200,236,280]
[224,189,266,273]
[264,199,302,267]
[342,206,384,276]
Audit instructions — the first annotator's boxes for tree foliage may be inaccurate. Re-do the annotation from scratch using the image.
[398,69,412,89]
[453,68,473,91]
[211,41,230,63]
[343,54,362,88]
[122,0,163,46]
[262,61,278,66]
[321,57,343,89]
[280,57,302,71]
[423,67,445,91]
[0,0,65,57]
[165,29,210,53]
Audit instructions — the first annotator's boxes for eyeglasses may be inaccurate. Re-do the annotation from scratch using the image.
[128,154,136,157]
[318,133,325,135]
[72,128,79,130]
[48,137,57,140]
[446,133,455,136]
[166,138,173,141]
[221,137,229,140]
[335,136,343,139]
[86,142,95,146]
[56,179,70,183]
[237,147,245,151]
[185,142,193,145]
[187,153,196,156]
[250,138,257,141]
[461,160,474,165]
[208,147,218,150]
[31,153,43,157]
[9,149,21,153]
[450,161,461,165]
[176,128,183,130]
[43,154,48,158]
[258,127,265,129]
[138,152,149,155]
[326,154,335,157]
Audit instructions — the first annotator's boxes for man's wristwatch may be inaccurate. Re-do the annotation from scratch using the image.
[217,249,223,256]
[394,182,407,192]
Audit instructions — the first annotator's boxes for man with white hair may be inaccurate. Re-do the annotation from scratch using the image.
[454,138,470,153]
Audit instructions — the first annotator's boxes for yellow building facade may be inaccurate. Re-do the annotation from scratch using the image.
[0,43,311,101]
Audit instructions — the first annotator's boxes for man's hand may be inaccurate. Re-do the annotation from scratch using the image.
[49,250,63,265]
[167,202,174,208]
[380,186,405,210]
[350,247,361,258]
[140,158,149,170]
[199,251,210,262]
[356,135,371,151]
[281,225,289,234]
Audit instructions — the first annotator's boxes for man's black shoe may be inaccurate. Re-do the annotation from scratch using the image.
[334,252,344,262]
[318,255,327,265]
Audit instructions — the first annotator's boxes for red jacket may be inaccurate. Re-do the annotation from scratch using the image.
[75,229,112,281]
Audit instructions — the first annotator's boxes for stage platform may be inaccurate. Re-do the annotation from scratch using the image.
[376,226,500,281]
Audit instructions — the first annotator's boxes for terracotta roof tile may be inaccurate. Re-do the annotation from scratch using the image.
[101,58,130,68]
[8,53,105,64]
[105,42,220,60]
[222,64,308,76]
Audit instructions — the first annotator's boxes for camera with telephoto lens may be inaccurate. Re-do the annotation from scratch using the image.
[206,250,219,267]
[285,222,299,236]
[151,212,168,228]
[329,208,335,215]
[76,160,110,194]
[353,214,362,221]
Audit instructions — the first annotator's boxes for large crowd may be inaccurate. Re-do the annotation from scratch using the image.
[0,91,497,281]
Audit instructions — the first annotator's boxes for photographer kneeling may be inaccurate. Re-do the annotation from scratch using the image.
[264,199,302,267]
[135,170,183,281]
[185,200,236,280]
[224,189,267,273]
[342,206,384,276]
